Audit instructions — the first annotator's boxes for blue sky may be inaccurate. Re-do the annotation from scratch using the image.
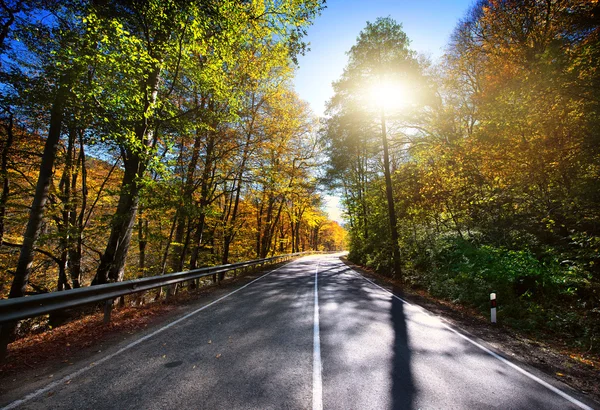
[293,0,474,117]
[294,0,475,223]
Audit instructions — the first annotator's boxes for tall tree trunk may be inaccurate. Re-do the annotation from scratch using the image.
[56,258,70,291]
[359,155,369,241]
[222,137,251,264]
[170,127,203,275]
[189,213,206,270]
[10,86,67,295]
[260,167,296,258]
[92,152,144,284]
[56,127,76,291]
[69,132,86,289]
[138,206,147,277]
[134,206,148,305]
[278,223,285,253]
[260,197,275,258]
[255,200,263,258]
[1,85,68,360]
[160,214,178,298]
[380,108,402,278]
[168,208,186,296]
[261,196,286,258]
[178,128,203,270]
[289,210,296,253]
[0,113,14,245]
[92,67,160,285]
[295,219,301,253]
[222,187,235,265]
[169,218,185,269]
[292,205,305,253]
[189,131,215,270]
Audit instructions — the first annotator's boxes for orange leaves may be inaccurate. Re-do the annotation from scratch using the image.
[318,221,347,252]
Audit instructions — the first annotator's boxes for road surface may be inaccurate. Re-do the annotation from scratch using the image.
[1,254,596,409]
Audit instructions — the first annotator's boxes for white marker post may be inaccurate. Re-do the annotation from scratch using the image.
[490,292,497,323]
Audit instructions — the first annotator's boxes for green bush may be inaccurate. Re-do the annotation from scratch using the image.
[412,237,595,341]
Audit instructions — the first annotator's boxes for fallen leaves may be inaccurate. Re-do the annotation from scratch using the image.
[1,303,177,375]
[569,354,596,368]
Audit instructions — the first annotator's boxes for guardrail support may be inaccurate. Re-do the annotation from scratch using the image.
[104,299,113,324]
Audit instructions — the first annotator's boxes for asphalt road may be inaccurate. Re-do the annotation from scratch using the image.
[1,254,596,409]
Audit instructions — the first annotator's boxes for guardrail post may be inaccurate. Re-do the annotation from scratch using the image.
[490,292,497,324]
[103,299,113,324]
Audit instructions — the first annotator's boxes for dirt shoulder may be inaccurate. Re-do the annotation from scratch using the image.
[340,257,600,406]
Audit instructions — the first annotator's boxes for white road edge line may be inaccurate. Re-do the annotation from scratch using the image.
[2,261,296,410]
[313,262,323,410]
[348,267,594,410]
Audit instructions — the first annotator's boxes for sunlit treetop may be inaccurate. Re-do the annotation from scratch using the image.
[328,16,424,118]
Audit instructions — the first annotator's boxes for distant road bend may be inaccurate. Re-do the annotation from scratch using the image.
[1,254,596,410]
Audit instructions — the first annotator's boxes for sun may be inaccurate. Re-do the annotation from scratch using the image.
[367,80,412,112]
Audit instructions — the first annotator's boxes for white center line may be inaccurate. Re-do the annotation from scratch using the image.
[313,262,323,410]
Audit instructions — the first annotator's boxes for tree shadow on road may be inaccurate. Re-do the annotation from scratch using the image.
[318,260,415,410]
[390,291,414,410]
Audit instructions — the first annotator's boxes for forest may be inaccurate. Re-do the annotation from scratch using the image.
[1,0,599,362]
[0,0,345,351]
[324,0,599,350]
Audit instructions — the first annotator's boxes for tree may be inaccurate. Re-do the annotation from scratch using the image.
[251,87,318,258]
[0,0,338,360]
[0,1,94,358]
[325,17,423,278]
[89,0,324,284]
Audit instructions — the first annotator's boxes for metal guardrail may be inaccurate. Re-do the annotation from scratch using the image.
[0,252,311,325]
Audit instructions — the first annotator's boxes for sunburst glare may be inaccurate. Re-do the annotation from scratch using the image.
[367,80,412,111]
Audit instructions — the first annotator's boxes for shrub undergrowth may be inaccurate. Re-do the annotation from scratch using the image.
[351,236,599,353]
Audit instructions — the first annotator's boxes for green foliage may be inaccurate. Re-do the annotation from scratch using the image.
[413,236,596,339]
[327,1,600,349]
[0,0,331,297]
